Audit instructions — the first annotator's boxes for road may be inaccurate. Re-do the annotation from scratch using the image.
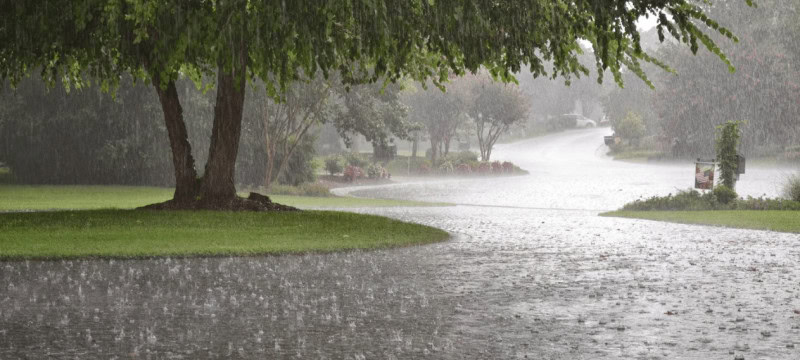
[2,128,799,359]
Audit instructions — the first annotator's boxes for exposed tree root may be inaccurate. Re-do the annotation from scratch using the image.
[139,192,299,212]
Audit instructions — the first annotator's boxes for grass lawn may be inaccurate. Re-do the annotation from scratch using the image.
[0,210,449,260]
[0,185,446,211]
[601,210,800,233]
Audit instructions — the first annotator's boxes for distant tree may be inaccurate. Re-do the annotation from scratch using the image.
[405,80,467,164]
[469,76,530,161]
[248,76,332,191]
[332,81,410,152]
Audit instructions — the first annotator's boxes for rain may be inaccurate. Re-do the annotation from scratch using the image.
[1,0,799,359]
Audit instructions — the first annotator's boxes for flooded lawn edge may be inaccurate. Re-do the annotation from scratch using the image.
[0,209,451,260]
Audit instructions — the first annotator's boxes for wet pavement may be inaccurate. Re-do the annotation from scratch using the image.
[2,128,799,359]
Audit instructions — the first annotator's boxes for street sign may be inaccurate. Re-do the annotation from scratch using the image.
[695,159,715,190]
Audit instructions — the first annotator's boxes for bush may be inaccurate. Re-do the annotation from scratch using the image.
[737,196,800,211]
[622,189,721,211]
[343,165,364,182]
[440,151,479,166]
[438,161,455,174]
[783,174,800,202]
[712,185,738,204]
[613,111,646,141]
[324,156,344,175]
[621,187,800,211]
[366,163,388,179]
[456,163,471,174]
[344,153,368,168]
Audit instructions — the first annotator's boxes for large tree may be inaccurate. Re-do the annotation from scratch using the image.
[1,0,747,209]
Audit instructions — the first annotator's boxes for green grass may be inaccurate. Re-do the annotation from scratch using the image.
[0,185,446,211]
[601,210,800,233]
[0,210,450,260]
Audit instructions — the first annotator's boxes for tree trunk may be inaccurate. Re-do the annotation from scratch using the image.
[201,65,247,203]
[411,134,418,159]
[430,138,438,165]
[152,79,199,203]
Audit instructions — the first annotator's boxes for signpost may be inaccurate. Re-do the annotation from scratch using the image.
[695,159,716,190]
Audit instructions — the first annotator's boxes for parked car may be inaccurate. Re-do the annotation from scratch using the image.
[558,114,596,128]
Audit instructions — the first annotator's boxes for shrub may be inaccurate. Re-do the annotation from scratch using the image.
[622,187,800,211]
[343,165,364,182]
[477,162,491,174]
[783,174,800,202]
[737,196,800,210]
[622,189,721,211]
[324,156,344,175]
[418,163,431,175]
[502,162,514,173]
[712,185,738,204]
[366,163,387,179]
[441,151,479,166]
[345,153,368,168]
[456,163,471,174]
[438,161,455,174]
[491,161,503,173]
[613,111,646,141]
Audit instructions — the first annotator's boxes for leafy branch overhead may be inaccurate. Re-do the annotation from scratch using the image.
[2,0,748,91]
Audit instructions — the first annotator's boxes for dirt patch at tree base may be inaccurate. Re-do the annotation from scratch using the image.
[139,192,298,212]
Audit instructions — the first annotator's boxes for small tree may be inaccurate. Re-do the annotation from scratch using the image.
[715,120,742,189]
[614,111,646,143]
[469,76,530,161]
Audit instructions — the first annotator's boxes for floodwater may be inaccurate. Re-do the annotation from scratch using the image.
[2,128,799,359]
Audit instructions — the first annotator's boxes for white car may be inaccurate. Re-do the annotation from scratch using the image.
[559,114,596,128]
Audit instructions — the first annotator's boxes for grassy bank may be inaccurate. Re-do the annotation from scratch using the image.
[0,185,446,211]
[0,210,449,260]
[601,210,800,233]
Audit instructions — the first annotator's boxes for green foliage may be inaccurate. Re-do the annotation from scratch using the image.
[783,174,800,202]
[274,136,317,186]
[621,188,800,211]
[324,156,344,176]
[469,75,530,161]
[344,153,369,168]
[366,163,388,179]
[715,120,742,189]
[0,76,173,185]
[613,111,646,140]
[622,189,722,211]
[441,151,479,166]
[712,185,738,204]
[0,167,16,185]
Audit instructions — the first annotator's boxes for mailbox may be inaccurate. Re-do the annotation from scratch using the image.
[736,154,745,174]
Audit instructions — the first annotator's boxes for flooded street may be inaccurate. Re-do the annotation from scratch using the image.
[3,129,800,359]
